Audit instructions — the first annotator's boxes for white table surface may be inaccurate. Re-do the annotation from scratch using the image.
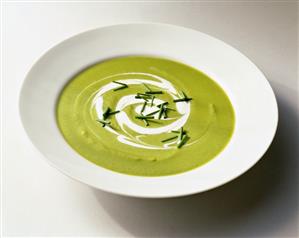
[2,1,298,237]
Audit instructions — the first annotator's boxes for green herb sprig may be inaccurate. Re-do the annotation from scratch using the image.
[156,102,171,119]
[143,83,152,91]
[146,109,160,116]
[140,101,147,114]
[157,102,169,108]
[161,135,178,143]
[135,115,154,127]
[161,127,189,148]
[102,107,111,120]
[135,93,152,101]
[177,134,189,148]
[173,91,192,103]
[142,83,163,95]
[135,115,154,120]
[158,105,165,119]
[113,81,128,91]
[150,96,155,107]
[145,91,163,95]
[102,107,120,120]
[179,127,184,140]
[177,127,189,148]
[96,119,111,127]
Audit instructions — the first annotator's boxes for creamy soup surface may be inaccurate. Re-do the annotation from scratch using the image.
[57,56,235,176]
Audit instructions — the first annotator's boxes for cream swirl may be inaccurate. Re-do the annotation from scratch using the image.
[92,73,191,150]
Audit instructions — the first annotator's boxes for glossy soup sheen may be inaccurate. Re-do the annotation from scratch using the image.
[56,56,235,176]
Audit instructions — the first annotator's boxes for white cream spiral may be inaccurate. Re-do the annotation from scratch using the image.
[92,73,191,150]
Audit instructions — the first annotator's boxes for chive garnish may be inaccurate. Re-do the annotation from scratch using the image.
[171,130,180,133]
[146,109,160,116]
[173,91,192,102]
[112,81,128,91]
[177,134,189,148]
[108,110,120,116]
[103,107,111,120]
[145,91,163,95]
[103,107,120,119]
[135,96,148,100]
[179,127,184,140]
[135,93,152,101]
[158,106,164,119]
[137,93,152,97]
[143,119,149,126]
[141,101,147,114]
[135,115,154,120]
[150,96,155,107]
[157,102,169,108]
[113,81,127,87]
[164,109,168,119]
[143,83,152,91]
[161,135,178,143]
[173,98,192,102]
[135,114,153,126]
[114,85,128,91]
[96,120,111,127]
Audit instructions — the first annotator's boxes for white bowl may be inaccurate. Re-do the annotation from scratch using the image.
[19,23,278,198]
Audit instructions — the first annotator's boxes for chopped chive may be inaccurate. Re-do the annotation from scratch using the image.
[113,81,127,87]
[171,130,180,133]
[140,101,147,114]
[143,119,149,126]
[135,96,148,101]
[161,135,178,143]
[145,91,163,95]
[137,93,152,97]
[179,127,184,140]
[135,93,152,101]
[173,91,192,102]
[157,102,169,108]
[177,134,189,148]
[103,107,111,114]
[135,96,150,101]
[164,109,168,119]
[182,91,188,98]
[103,107,120,119]
[158,106,164,119]
[146,109,160,116]
[102,107,111,120]
[143,83,152,91]
[173,97,192,102]
[150,96,155,107]
[135,115,154,120]
[166,107,175,111]
[108,110,120,116]
[96,120,111,128]
[113,85,128,91]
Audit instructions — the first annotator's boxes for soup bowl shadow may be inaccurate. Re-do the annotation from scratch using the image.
[92,92,298,237]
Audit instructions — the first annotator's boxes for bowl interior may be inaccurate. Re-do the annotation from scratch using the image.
[19,23,278,198]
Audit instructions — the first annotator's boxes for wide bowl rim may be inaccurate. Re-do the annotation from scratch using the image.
[19,22,278,198]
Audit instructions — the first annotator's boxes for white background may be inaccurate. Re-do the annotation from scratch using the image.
[2,1,298,237]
